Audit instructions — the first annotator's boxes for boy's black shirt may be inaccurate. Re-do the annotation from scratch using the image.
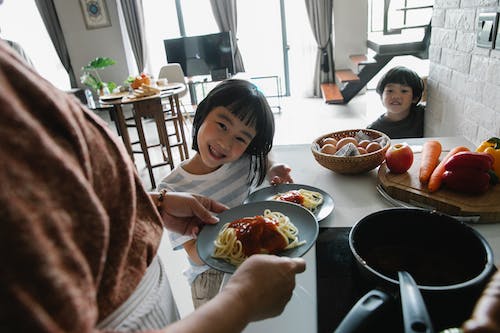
[367,104,425,139]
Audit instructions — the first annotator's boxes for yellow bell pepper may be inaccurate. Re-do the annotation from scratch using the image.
[476,137,500,176]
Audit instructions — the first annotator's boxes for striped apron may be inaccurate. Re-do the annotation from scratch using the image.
[97,256,180,331]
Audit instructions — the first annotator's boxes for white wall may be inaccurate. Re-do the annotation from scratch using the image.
[54,0,129,87]
[333,0,368,70]
[425,0,500,145]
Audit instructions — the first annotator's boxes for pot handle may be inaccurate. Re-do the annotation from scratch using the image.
[334,289,392,333]
[398,271,435,333]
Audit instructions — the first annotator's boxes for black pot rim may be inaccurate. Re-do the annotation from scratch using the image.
[349,208,495,291]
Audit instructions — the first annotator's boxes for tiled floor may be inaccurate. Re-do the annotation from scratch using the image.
[95,89,386,317]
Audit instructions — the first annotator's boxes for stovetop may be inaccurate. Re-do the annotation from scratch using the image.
[315,227,487,333]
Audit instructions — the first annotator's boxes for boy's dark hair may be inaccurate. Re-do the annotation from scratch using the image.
[376,66,425,105]
[191,79,274,186]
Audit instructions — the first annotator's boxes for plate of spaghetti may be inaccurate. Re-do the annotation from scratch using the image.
[197,201,318,273]
[245,184,334,221]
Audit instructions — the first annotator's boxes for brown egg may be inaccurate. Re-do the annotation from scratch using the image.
[357,147,368,155]
[320,143,337,155]
[336,137,358,150]
[322,137,338,147]
[358,140,371,149]
[366,142,382,153]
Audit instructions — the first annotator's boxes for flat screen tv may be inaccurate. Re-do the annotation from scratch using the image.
[164,32,235,77]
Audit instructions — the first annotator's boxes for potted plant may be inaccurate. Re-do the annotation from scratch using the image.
[80,57,117,96]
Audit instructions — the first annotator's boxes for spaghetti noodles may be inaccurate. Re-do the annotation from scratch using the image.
[272,189,324,211]
[212,209,305,266]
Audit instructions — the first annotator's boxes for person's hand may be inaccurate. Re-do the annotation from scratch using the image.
[222,255,306,322]
[158,192,228,237]
[269,163,293,185]
[462,270,500,333]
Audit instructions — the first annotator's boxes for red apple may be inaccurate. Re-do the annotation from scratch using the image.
[385,143,414,174]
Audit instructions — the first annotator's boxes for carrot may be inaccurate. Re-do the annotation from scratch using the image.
[427,146,470,192]
[419,140,443,184]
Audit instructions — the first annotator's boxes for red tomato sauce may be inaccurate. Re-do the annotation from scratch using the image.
[276,190,304,205]
[228,216,287,257]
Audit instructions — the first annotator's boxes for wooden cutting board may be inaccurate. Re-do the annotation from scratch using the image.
[378,151,500,223]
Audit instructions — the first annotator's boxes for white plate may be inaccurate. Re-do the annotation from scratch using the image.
[196,201,318,273]
[99,92,129,101]
[244,183,334,221]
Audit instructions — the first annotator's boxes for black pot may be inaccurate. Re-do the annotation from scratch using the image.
[335,208,495,332]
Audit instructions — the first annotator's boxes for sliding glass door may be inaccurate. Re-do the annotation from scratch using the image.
[143,0,316,97]
[237,0,285,96]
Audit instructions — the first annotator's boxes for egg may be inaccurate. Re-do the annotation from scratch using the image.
[336,137,358,150]
[322,137,338,147]
[366,142,382,153]
[357,147,368,155]
[358,140,371,149]
[320,143,337,155]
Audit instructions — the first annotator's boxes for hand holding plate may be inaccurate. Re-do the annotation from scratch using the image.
[158,192,228,237]
[224,254,306,321]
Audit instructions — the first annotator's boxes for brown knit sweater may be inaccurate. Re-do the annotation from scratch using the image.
[0,42,164,332]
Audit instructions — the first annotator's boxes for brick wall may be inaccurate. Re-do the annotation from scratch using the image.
[426,0,500,145]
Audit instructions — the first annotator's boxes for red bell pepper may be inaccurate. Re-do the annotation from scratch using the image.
[444,151,493,172]
[442,169,491,194]
[442,151,493,194]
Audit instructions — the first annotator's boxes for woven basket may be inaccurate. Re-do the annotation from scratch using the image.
[311,129,391,174]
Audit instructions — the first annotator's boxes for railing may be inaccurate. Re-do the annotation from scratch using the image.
[370,0,433,35]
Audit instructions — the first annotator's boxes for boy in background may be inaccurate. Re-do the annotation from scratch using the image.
[367,66,425,139]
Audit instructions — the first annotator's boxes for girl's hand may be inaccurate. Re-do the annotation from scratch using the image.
[158,192,228,237]
[268,163,293,185]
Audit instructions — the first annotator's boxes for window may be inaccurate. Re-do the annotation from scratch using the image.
[369,0,433,34]
[142,0,181,78]
[180,0,218,36]
[142,0,219,78]
[0,1,70,90]
[142,0,316,97]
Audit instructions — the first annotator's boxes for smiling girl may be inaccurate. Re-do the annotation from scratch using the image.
[157,79,293,308]
[367,66,425,139]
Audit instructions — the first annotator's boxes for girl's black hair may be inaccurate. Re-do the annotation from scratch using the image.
[376,66,425,105]
[191,79,274,186]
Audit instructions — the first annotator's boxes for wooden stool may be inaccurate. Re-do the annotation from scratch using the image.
[131,96,188,189]
[99,89,190,189]
[162,92,190,161]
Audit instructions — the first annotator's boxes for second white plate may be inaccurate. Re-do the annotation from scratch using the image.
[245,183,334,222]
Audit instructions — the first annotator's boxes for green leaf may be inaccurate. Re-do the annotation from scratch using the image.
[487,137,500,149]
[82,57,116,71]
[106,81,117,92]
[124,75,136,84]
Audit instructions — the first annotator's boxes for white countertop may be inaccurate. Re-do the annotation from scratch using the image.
[247,136,500,333]
[273,137,500,263]
[271,136,500,259]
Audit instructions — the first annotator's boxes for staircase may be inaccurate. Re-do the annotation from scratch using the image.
[322,1,432,104]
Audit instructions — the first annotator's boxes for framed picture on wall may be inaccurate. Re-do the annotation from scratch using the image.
[80,0,111,30]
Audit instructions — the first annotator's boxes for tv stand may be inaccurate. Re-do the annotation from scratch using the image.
[187,75,220,105]
[187,74,282,113]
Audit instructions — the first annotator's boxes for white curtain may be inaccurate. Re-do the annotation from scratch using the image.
[305,0,335,97]
[210,0,245,73]
[120,0,147,73]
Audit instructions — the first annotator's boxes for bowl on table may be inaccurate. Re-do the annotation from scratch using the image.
[311,129,391,174]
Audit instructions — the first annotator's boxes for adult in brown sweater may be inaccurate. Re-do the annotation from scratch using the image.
[0,39,305,333]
